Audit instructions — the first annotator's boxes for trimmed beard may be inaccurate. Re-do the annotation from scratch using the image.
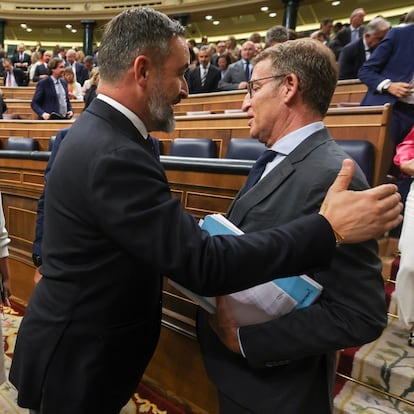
[148,82,176,133]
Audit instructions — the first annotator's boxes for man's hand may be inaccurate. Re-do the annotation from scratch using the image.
[209,296,241,354]
[387,82,413,99]
[320,159,403,243]
[34,267,43,284]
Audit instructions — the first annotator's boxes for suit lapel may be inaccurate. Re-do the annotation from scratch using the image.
[228,129,332,227]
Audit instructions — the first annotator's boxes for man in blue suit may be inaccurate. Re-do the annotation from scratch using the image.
[359,11,414,221]
[31,57,73,120]
[359,12,414,147]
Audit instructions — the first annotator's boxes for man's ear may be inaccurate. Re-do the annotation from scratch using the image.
[283,73,300,103]
[133,55,150,84]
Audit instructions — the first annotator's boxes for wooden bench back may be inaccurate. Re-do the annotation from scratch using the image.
[0,103,392,186]
[153,104,392,186]
[4,99,85,120]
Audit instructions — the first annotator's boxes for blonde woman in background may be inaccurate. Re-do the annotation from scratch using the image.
[83,67,99,109]
[0,192,12,384]
[63,67,82,100]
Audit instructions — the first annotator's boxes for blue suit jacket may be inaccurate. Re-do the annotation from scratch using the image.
[31,76,73,119]
[359,24,414,105]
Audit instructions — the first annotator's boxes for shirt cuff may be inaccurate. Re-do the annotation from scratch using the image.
[237,327,247,358]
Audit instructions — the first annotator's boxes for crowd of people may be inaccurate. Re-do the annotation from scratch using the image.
[0,5,412,413]
[0,42,99,117]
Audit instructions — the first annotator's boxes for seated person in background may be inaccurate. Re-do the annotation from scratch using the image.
[338,16,390,80]
[394,127,414,346]
[218,41,256,91]
[186,46,221,94]
[2,58,29,87]
[31,57,73,120]
[217,54,231,79]
[63,67,83,100]
[83,67,100,109]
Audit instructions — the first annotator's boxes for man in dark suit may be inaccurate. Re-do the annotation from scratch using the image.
[66,49,90,86]
[359,13,414,147]
[186,46,221,93]
[2,58,29,87]
[11,42,31,70]
[198,38,388,414]
[31,57,73,120]
[218,40,256,91]
[32,50,52,83]
[339,16,390,80]
[329,8,366,59]
[9,8,402,414]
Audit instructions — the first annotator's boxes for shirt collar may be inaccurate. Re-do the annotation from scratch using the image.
[270,122,325,155]
[97,94,148,139]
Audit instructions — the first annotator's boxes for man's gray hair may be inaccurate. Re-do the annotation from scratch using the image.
[99,7,185,82]
[364,17,391,34]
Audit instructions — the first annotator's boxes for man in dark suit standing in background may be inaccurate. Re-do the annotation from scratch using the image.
[339,16,390,80]
[9,7,402,414]
[329,8,366,59]
[186,45,221,93]
[11,42,31,70]
[31,57,73,120]
[66,49,89,86]
[32,50,52,83]
[198,38,389,414]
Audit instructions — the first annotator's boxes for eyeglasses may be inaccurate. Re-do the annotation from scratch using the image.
[247,74,287,98]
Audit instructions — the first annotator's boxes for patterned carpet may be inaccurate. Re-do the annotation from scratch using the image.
[334,287,414,414]
[0,305,186,414]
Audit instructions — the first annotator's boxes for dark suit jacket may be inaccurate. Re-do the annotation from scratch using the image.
[72,62,89,86]
[31,76,73,119]
[11,52,31,67]
[198,129,386,414]
[2,68,29,86]
[359,25,414,106]
[329,26,364,59]
[218,59,248,91]
[338,37,366,80]
[32,63,49,83]
[187,65,221,94]
[10,99,337,413]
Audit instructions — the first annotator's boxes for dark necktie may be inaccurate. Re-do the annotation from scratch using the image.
[244,60,250,81]
[239,150,277,195]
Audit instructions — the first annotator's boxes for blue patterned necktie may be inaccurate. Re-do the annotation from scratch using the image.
[239,150,277,195]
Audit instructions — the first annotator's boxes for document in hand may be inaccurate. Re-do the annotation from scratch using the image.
[168,214,323,326]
